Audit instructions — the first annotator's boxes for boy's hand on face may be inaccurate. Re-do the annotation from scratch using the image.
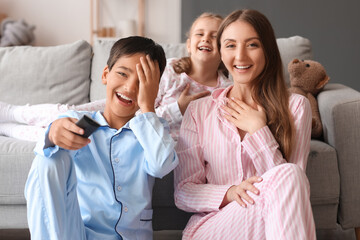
[136,55,160,113]
[49,117,90,150]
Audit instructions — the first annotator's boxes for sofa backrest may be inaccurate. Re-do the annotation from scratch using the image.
[0,36,312,106]
[0,40,92,105]
[89,35,312,102]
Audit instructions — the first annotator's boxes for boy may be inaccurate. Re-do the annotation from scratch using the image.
[25,36,178,240]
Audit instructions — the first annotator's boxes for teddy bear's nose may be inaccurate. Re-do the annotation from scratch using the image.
[292,59,300,64]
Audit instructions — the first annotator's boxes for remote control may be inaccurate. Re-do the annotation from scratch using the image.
[75,115,100,138]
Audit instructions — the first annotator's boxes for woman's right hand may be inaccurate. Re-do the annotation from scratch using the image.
[177,84,210,115]
[222,97,267,135]
[49,117,90,150]
[221,176,263,208]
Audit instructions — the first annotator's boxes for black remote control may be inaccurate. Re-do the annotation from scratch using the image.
[75,115,101,138]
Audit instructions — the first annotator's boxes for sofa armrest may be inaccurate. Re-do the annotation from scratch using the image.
[317,83,360,229]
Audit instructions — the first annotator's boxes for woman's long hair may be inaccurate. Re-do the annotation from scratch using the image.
[216,9,294,160]
[172,12,227,77]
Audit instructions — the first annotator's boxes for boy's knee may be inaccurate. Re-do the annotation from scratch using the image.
[33,150,73,177]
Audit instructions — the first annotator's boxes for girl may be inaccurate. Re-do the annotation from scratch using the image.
[0,12,232,142]
[155,12,231,140]
[174,9,316,240]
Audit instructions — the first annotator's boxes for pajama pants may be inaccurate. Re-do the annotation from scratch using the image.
[24,150,87,240]
[183,164,316,240]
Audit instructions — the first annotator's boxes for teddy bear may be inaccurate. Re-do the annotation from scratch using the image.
[288,59,330,138]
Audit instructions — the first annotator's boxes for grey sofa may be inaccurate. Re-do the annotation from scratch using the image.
[0,36,359,239]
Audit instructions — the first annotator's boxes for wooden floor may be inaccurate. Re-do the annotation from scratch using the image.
[0,225,357,240]
[317,225,357,240]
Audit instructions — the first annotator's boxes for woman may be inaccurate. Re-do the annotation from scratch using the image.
[174,9,316,240]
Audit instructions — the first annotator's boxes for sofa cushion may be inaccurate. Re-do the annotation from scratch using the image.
[0,137,35,205]
[89,36,312,101]
[306,140,339,206]
[0,40,92,105]
[317,83,360,228]
[90,39,114,101]
[160,43,188,59]
[306,140,340,229]
[152,171,192,230]
[277,36,312,83]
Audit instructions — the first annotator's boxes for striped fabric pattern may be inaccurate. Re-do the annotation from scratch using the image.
[174,86,316,239]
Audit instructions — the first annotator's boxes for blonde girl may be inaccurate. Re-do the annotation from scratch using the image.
[155,12,232,140]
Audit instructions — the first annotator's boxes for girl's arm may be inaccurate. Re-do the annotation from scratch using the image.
[154,59,184,127]
[174,103,232,213]
[155,58,211,128]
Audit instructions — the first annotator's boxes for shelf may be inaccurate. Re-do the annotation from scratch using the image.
[90,0,145,45]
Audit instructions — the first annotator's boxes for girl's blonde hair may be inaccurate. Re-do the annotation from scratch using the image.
[172,12,227,76]
[217,9,294,160]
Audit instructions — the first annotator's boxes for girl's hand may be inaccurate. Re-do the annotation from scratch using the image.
[136,55,160,113]
[177,84,210,115]
[221,176,263,208]
[222,97,267,134]
[49,117,90,150]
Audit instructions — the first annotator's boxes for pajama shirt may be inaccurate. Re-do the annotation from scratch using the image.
[25,111,178,240]
[174,86,316,240]
[155,58,232,141]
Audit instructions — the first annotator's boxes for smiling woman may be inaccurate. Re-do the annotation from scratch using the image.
[174,9,316,240]
[220,21,265,88]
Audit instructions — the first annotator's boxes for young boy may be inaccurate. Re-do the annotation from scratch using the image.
[24,36,179,240]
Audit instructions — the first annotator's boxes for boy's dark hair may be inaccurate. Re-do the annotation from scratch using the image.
[107,36,166,77]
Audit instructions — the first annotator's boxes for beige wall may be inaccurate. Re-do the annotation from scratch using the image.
[0,0,181,46]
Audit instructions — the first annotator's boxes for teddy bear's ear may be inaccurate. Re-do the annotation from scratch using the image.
[316,75,330,89]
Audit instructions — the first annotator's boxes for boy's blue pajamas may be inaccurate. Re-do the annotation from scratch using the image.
[24,111,178,240]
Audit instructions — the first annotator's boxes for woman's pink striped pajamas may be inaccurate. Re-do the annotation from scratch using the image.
[174,86,316,240]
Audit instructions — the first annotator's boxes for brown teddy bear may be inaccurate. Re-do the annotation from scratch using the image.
[288,59,330,138]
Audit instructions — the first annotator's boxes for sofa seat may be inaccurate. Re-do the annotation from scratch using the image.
[0,135,341,231]
[306,140,340,229]
[0,136,34,228]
